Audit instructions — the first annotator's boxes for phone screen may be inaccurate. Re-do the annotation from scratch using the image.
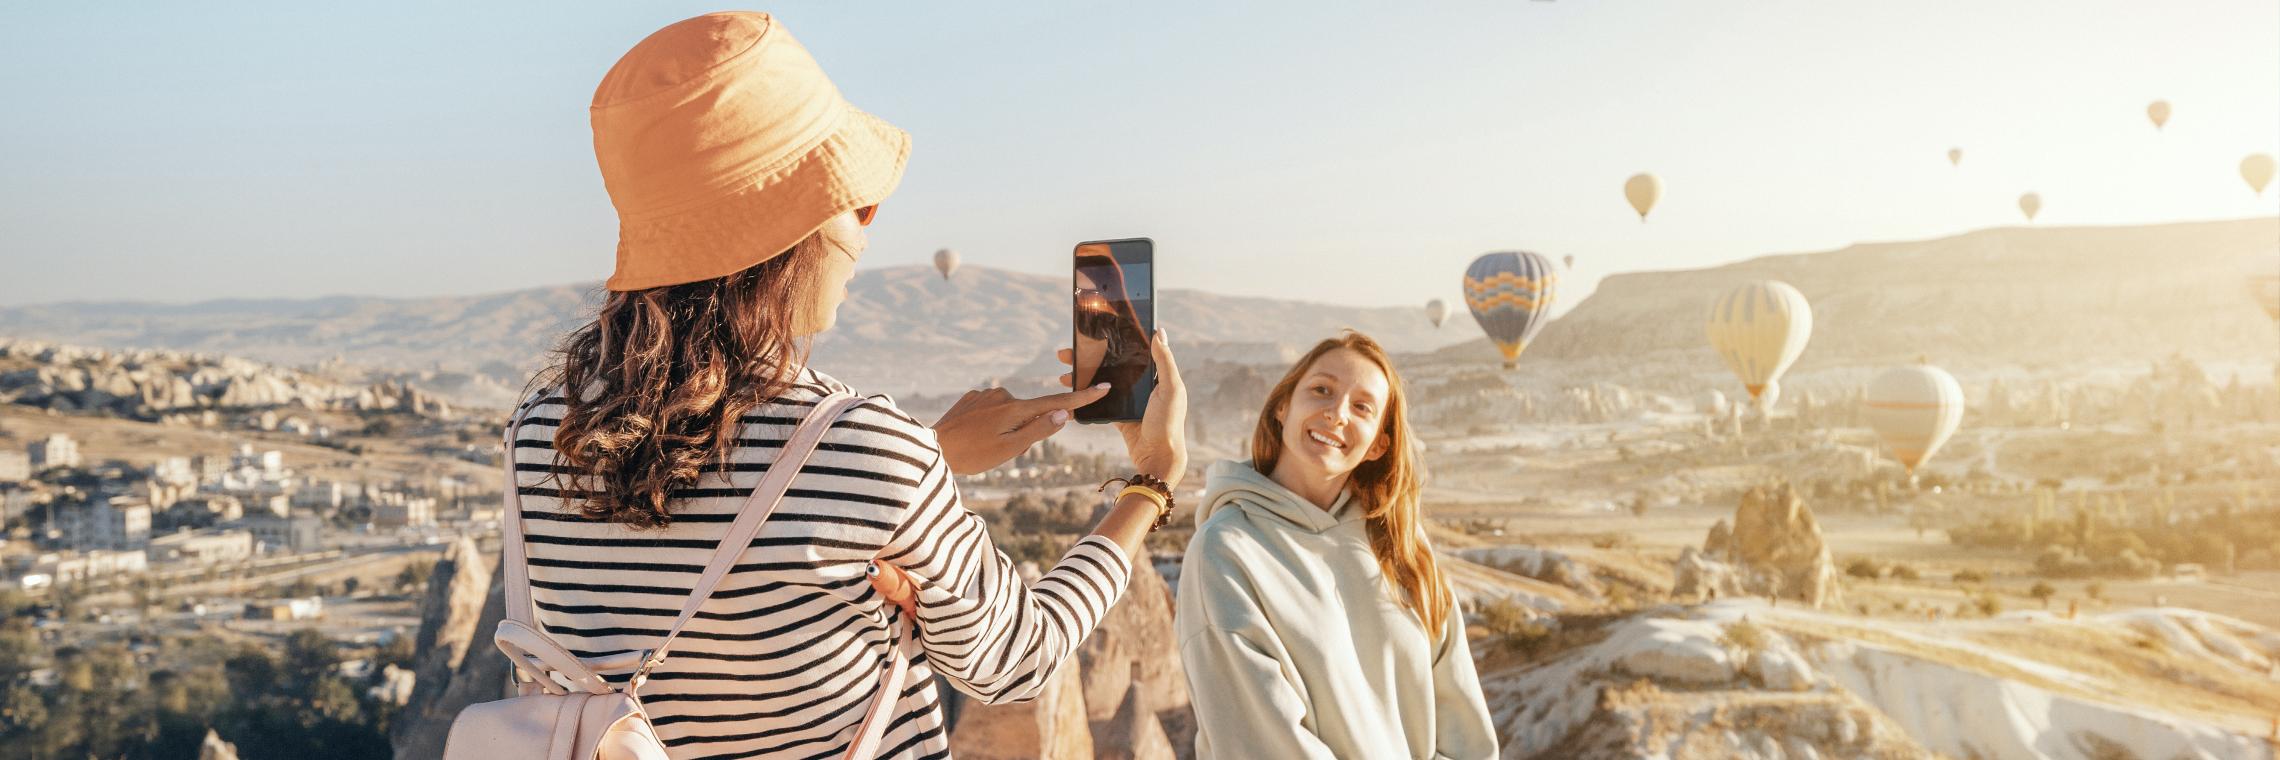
[1072,239,1156,423]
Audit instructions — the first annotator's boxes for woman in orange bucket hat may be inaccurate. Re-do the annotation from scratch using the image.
[502,12,1189,758]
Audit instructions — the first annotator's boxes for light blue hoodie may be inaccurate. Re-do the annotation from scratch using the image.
[1177,460,1498,759]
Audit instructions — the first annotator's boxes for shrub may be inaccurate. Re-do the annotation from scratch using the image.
[1477,598,1558,660]
[1843,557,1885,580]
[1953,569,1988,584]
[1721,619,1768,655]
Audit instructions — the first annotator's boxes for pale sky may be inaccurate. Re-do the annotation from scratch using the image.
[2,1,2275,310]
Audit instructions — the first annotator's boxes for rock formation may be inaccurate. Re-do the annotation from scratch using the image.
[1703,519,1733,558]
[1487,598,2280,760]
[1671,546,1746,602]
[197,729,240,760]
[1077,560,1188,723]
[946,559,1194,758]
[1723,481,1837,608]
[392,537,491,729]
[1094,666,1177,760]
[0,338,460,421]
[946,663,1093,760]
[390,557,511,760]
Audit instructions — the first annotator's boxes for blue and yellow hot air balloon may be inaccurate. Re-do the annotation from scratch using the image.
[1462,252,1559,369]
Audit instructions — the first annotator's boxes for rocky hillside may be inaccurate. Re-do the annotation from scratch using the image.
[0,266,1461,403]
[1481,599,2280,759]
[0,338,455,421]
[1432,217,2280,377]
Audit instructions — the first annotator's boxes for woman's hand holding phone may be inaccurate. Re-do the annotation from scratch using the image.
[1059,329,1187,489]
[931,384,1112,476]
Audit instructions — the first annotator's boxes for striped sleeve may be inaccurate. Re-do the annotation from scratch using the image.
[867,408,1133,705]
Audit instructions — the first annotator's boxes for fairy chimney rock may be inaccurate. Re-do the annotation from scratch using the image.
[1078,559,1188,722]
[1726,481,1837,608]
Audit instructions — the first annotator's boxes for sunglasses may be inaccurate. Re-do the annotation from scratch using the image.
[854,204,881,227]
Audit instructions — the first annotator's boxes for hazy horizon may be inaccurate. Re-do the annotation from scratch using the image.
[4,215,2274,311]
[4,1,2276,310]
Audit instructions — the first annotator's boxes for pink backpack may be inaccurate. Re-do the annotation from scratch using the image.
[444,392,912,759]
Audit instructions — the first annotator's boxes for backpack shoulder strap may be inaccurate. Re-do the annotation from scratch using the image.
[499,398,543,630]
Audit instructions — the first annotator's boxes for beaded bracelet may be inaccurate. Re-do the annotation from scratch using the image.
[1100,473,1177,531]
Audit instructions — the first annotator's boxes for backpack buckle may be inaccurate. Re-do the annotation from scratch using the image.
[630,648,666,688]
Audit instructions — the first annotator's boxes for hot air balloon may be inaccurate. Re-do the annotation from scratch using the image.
[1863,362,1966,487]
[2146,100,2171,130]
[2018,193,2041,222]
[2242,153,2275,196]
[1623,173,1661,221]
[1425,299,1451,328]
[933,248,960,281]
[1947,147,1963,167]
[1697,389,1729,418]
[1562,255,1575,269]
[1462,252,1559,369]
[1705,281,1813,412]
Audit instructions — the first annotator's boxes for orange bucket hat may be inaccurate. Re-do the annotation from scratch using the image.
[592,12,909,291]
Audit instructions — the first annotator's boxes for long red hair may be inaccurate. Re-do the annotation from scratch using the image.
[1249,331,1451,632]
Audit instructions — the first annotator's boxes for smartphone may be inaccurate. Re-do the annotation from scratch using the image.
[1072,238,1157,423]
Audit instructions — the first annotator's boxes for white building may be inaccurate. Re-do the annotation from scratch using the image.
[371,495,436,529]
[151,456,196,487]
[241,512,324,554]
[28,434,80,471]
[244,596,323,621]
[147,529,254,566]
[291,480,343,512]
[227,444,285,482]
[56,497,152,551]
[0,451,28,483]
[28,549,148,586]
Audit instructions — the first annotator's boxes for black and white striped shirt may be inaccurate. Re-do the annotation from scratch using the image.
[509,369,1133,759]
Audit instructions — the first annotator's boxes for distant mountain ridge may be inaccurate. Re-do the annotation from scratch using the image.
[0,267,1466,404]
[1429,217,2280,378]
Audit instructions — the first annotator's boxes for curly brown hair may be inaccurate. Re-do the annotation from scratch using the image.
[527,233,833,529]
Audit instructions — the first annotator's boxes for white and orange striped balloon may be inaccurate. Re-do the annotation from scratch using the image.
[1705,281,1813,407]
[1863,362,1965,474]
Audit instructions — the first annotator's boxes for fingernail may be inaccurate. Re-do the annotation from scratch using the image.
[1048,409,1070,425]
[1094,382,1111,390]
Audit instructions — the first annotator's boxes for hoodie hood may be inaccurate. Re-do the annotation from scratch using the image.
[1195,459,1355,534]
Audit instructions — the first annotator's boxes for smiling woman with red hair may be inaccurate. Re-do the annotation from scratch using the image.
[1176,331,1496,759]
